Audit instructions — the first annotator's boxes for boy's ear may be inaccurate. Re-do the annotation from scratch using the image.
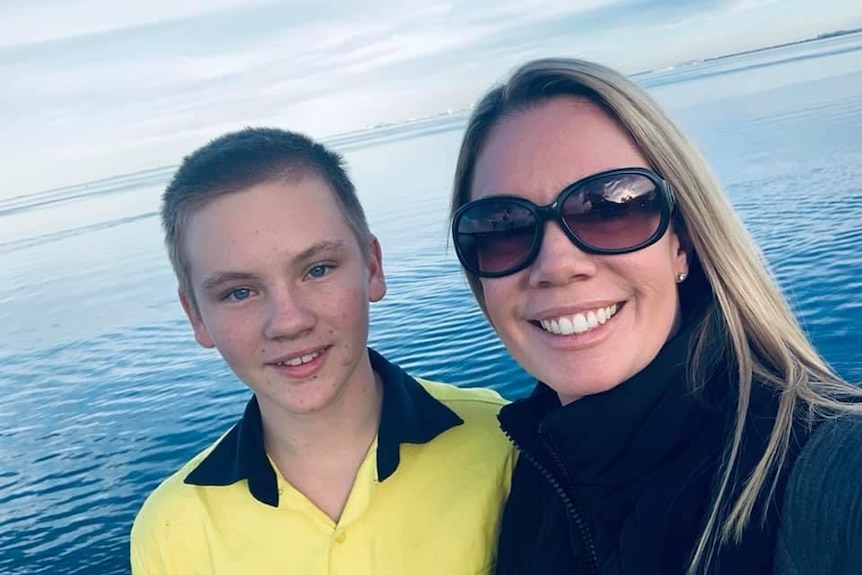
[366,235,387,303]
[179,289,215,349]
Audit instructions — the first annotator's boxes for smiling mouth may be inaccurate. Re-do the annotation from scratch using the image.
[535,303,621,335]
[272,347,327,367]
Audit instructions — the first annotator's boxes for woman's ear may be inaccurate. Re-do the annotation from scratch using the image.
[671,219,692,279]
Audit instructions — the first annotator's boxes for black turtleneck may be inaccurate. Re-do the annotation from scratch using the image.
[495,301,804,575]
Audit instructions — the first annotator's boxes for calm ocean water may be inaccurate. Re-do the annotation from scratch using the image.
[1,34,861,575]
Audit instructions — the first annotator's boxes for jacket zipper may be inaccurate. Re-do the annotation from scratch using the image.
[503,428,600,575]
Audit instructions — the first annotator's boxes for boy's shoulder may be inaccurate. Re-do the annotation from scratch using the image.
[414,378,510,439]
[417,377,508,407]
[131,430,230,539]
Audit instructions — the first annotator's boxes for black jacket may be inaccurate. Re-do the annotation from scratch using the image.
[495,306,810,575]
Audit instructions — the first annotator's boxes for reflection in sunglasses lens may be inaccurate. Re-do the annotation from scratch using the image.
[460,203,536,274]
[562,174,661,251]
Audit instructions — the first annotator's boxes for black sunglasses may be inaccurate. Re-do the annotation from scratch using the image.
[452,167,674,278]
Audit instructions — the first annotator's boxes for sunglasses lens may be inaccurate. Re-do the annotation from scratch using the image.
[562,172,663,251]
[454,201,537,275]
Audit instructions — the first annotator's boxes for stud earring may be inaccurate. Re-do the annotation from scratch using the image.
[676,272,688,283]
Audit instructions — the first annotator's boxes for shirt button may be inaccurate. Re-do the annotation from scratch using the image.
[334,532,347,544]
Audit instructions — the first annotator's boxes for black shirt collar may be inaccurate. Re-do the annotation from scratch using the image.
[184,348,463,507]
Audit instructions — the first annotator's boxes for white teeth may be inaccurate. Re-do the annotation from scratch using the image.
[278,351,321,367]
[572,314,588,333]
[597,307,607,323]
[539,304,619,336]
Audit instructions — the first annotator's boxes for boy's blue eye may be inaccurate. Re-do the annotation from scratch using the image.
[308,264,330,279]
[226,287,252,301]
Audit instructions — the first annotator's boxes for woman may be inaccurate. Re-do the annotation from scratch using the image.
[449,58,862,574]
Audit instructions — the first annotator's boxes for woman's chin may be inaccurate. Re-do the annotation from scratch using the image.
[549,375,626,405]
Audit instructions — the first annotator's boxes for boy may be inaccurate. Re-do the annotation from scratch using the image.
[130,127,514,574]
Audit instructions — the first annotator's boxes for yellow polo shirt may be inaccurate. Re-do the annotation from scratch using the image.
[131,349,514,575]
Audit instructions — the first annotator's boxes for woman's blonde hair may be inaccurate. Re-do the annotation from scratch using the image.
[450,57,861,573]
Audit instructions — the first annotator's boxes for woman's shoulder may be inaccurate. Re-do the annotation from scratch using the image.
[795,411,862,479]
[784,412,862,518]
[774,412,862,574]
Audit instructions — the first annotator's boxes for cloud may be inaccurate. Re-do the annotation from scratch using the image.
[728,0,782,12]
[0,0,277,48]
[1,0,860,198]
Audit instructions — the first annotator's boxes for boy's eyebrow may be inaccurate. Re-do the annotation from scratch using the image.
[293,240,347,264]
[199,240,348,291]
[200,271,258,291]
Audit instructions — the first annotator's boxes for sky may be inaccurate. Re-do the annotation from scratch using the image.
[2,0,861,199]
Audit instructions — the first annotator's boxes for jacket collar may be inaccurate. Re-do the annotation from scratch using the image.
[184,348,463,507]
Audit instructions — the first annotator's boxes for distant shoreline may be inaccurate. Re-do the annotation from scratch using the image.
[363,28,862,131]
[633,27,862,77]
[699,27,862,64]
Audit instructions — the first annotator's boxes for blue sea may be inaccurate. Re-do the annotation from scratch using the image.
[1,33,861,575]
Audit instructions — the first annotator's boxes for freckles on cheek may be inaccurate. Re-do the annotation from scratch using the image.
[340,342,351,367]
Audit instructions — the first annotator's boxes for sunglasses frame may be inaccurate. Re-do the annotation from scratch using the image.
[452,167,675,278]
